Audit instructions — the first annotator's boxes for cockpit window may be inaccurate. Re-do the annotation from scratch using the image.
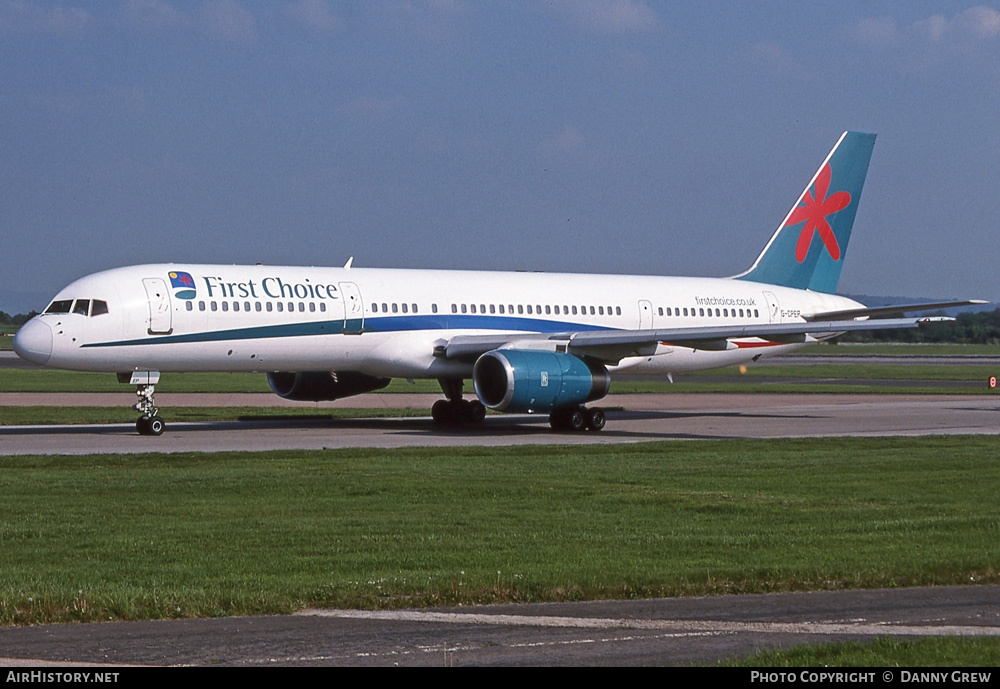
[73,299,90,316]
[44,298,109,316]
[45,300,73,314]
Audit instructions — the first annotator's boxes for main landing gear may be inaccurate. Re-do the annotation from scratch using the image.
[432,378,486,428]
[549,406,606,432]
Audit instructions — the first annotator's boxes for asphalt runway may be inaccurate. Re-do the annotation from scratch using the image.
[0,586,997,666]
[2,393,999,455]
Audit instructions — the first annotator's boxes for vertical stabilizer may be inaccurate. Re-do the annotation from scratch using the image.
[735,131,876,294]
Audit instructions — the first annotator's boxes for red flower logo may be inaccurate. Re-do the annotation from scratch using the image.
[786,163,851,263]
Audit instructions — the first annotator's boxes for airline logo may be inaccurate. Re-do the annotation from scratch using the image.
[786,163,851,263]
[168,271,197,300]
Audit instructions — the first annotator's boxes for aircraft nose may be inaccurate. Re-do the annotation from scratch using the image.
[13,318,53,365]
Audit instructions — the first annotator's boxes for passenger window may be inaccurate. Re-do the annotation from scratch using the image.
[277,302,283,312]
[309,303,316,312]
[222,302,229,312]
[401,303,408,313]
[412,304,418,313]
[185,301,193,312]
[244,302,250,312]
[298,302,305,312]
[198,301,206,312]
[266,302,272,312]
[211,301,218,312]
[233,302,240,312]
[616,307,621,316]
[432,304,439,314]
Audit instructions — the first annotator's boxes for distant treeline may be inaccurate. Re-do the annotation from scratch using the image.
[0,311,39,326]
[838,308,1000,344]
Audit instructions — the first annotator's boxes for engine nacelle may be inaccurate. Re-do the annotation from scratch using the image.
[266,371,391,402]
[473,349,610,413]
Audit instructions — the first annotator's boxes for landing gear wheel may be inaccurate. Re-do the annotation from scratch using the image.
[550,406,605,432]
[431,398,486,429]
[136,415,165,436]
[147,415,165,436]
[549,408,569,431]
[467,400,487,424]
[431,399,451,426]
[586,408,606,431]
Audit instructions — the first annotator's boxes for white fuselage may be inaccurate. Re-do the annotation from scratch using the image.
[21,263,862,379]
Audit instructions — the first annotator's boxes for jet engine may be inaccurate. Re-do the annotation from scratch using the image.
[472,349,610,413]
[266,371,391,401]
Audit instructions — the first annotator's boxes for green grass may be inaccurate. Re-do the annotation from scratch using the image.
[0,406,428,426]
[0,436,997,626]
[0,369,450,394]
[722,637,1000,667]
[3,364,997,397]
[801,343,1000,356]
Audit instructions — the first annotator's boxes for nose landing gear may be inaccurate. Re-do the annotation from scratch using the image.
[134,384,165,436]
[118,371,165,436]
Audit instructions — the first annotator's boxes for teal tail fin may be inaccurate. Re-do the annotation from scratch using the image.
[735,131,876,294]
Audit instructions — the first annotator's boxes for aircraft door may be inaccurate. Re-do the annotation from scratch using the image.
[763,291,780,323]
[142,278,172,334]
[339,282,365,334]
[638,299,653,329]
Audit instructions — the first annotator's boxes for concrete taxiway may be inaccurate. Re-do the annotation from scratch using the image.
[1,393,999,455]
[0,585,997,666]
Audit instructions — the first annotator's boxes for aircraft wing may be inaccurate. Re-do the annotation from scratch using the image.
[441,316,951,365]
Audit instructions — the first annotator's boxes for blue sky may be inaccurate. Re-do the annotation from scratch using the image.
[2,1,999,313]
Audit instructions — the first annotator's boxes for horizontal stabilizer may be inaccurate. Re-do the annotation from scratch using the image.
[803,299,988,321]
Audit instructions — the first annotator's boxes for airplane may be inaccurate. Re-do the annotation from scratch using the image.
[13,131,983,436]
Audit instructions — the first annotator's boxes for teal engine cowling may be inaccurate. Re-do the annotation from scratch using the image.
[473,350,611,413]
